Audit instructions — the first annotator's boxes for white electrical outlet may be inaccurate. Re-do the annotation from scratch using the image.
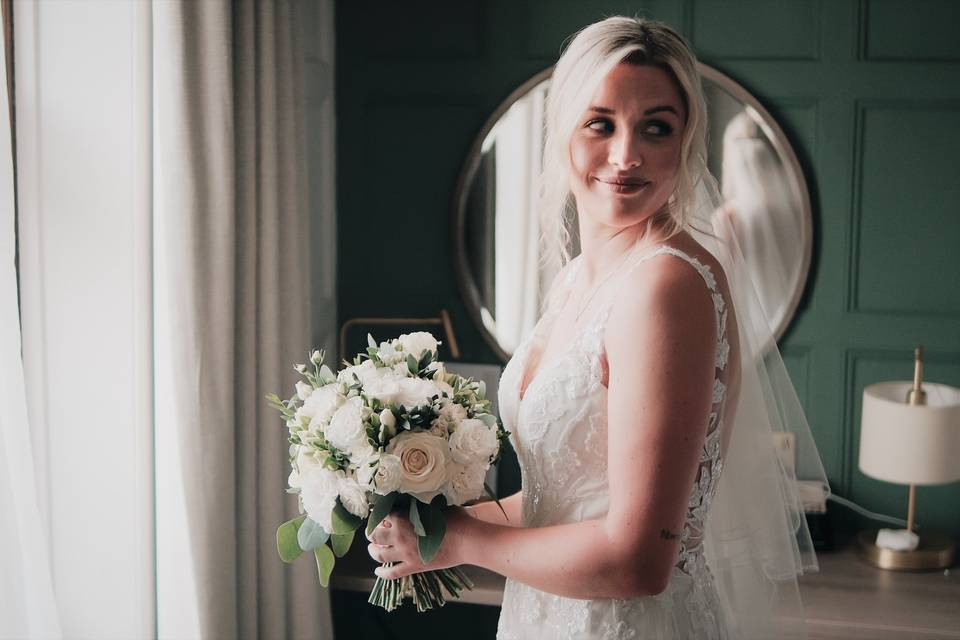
[771,431,796,475]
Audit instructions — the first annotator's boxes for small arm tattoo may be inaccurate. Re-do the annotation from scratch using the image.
[660,528,680,540]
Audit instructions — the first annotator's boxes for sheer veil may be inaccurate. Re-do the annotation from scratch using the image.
[685,169,830,638]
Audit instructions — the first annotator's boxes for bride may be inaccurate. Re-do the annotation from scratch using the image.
[367,16,827,639]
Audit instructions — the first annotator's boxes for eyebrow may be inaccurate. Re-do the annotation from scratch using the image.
[588,105,679,116]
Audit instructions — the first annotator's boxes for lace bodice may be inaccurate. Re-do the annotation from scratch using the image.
[495,246,732,640]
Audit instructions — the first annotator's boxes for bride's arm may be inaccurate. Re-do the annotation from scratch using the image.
[368,259,718,600]
[463,491,523,526]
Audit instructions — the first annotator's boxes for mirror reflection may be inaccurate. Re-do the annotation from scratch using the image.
[455,64,812,361]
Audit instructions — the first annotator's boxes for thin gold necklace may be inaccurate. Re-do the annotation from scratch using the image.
[572,243,643,321]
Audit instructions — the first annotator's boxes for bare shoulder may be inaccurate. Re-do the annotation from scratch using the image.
[604,234,731,360]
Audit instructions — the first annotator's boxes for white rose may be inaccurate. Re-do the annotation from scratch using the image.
[337,359,376,385]
[386,431,450,502]
[372,453,403,495]
[295,380,313,401]
[377,340,404,365]
[448,418,499,465]
[377,409,397,443]
[288,446,323,489]
[338,474,370,518]
[300,466,343,532]
[428,421,449,439]
[363,373,402,405]
[437,401,467,428]
[301,383,343,430]
[442,462,487,506]
[392,362,412,379]
[326,396,373,461]
[394,377,442,408]
[397,331,439,361]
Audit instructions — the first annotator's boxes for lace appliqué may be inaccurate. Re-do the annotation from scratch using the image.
[495,247,732,639]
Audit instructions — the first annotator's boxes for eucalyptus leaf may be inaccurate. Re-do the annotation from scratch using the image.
[314,544,336,588]
[477,413,497,428]
[297,517,330,551]
[331,530,355,558]
[367,333,377,349]
[406,354,419,375]
[319,364,334,381]
[331,499,363,534]
[417,505,447,564]
[477,380,486,399]
[276,515,306,563]
[409,499,427,537]
[366,492,397,536]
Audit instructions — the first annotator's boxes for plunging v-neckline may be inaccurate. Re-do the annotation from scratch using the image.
[516,244,667,404]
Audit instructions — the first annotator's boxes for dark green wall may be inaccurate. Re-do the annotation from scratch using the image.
[332,0,960,630]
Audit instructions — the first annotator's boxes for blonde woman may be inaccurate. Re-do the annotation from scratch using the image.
[368,16,826,639]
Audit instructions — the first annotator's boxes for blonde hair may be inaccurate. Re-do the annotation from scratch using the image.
[539,16,709,274]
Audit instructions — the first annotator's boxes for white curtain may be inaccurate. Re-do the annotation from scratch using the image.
[11,0,336,637]
[0,5,62,636]
[153,0,334,637]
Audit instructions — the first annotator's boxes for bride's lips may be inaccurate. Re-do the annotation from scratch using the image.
[593,176,651,194]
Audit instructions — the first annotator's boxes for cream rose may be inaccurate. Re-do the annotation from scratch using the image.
[442,462,487,506]
[372,453,403,495]
[448,418,499,465]
[386,431,450,502]
[435,400,467,431]
[397,331,439,361]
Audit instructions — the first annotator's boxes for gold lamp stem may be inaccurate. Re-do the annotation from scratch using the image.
[904,346,926,534]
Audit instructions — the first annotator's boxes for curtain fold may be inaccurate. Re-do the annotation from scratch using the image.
[154,1,333,637]
[0,7,62,636]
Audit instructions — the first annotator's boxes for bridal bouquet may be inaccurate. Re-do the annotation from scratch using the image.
[266,331,509,612]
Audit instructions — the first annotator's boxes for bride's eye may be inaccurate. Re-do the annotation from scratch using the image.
[644,120,674,137]
[585,118,613,133]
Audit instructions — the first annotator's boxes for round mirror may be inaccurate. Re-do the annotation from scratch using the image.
[453,64,813,362]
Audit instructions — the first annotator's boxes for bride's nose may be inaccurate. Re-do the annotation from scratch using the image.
[607,130,643,170]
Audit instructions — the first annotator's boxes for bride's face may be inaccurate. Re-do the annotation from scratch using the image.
[568,63,686,229]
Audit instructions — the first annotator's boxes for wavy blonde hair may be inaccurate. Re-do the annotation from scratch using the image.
[539,16,709,274]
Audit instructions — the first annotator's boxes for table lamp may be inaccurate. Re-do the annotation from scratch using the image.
[857,347,960,570]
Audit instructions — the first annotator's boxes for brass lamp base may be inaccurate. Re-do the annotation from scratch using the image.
[857,529,955,570]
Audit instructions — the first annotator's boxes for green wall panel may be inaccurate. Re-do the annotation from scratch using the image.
[854,102,960,316]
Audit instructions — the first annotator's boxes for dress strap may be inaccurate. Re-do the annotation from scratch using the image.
[598,245,730,372]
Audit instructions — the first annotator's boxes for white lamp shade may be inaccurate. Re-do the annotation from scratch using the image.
[859,381,960,485]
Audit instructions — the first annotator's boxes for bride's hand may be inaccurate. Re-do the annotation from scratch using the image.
[365,506,472,580]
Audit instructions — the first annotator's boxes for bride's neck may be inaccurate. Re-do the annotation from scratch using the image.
[576,219,663,285]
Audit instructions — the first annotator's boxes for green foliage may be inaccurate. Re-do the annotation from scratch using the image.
[330,499,364,534]
[331,530,355,558]
[366,492,397,536]
[415,497,448,564]
[408,499,427,537]
[277,515,307,563]
[314,544,335,588]
[297,517,330,551]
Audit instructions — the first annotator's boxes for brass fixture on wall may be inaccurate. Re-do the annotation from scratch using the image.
[338,308,460,364]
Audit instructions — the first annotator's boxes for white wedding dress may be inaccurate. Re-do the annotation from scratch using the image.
[495,245,733,640]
